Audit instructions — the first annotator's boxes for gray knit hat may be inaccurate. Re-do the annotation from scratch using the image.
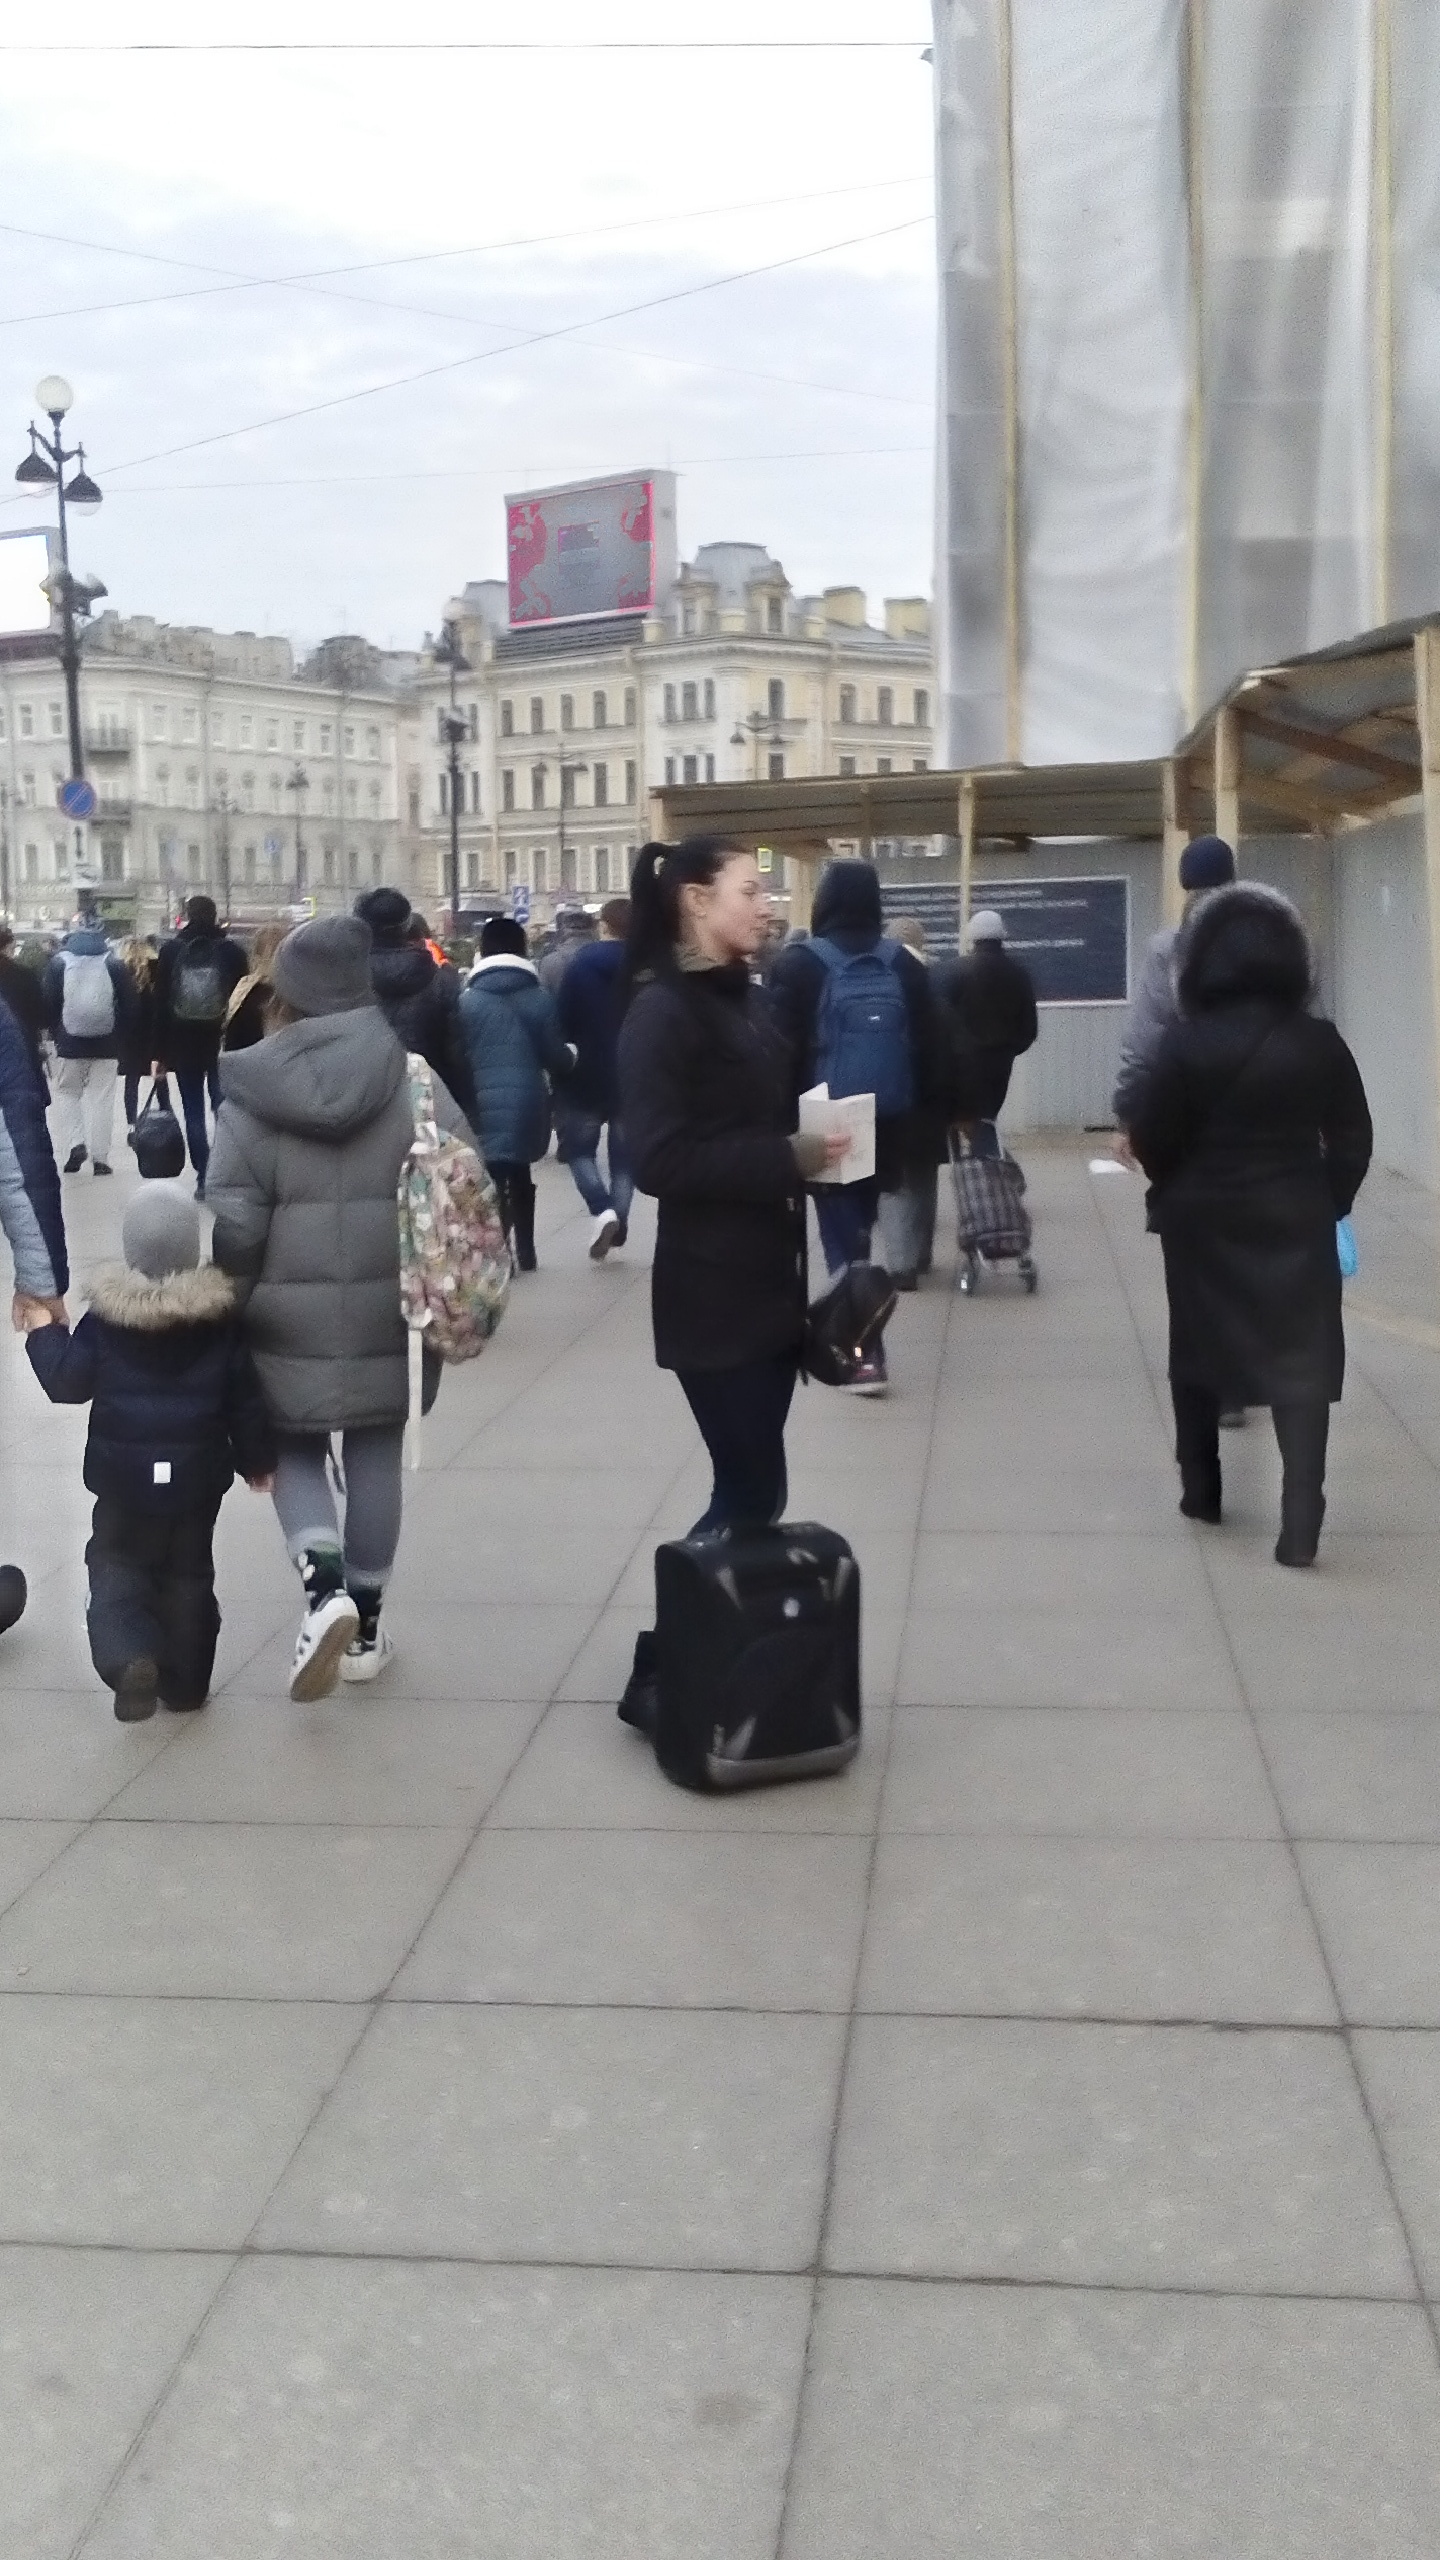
[122,1183,201,1281]
[272,914,375,1018]
[968,909,1005,944]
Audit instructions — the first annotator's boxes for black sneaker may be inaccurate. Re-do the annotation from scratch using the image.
[618,1629,658,1734]
[114,1656,159,1722]
[63,1146,87,1174]
[93,1160,113,1177]
[0,1564,26,1634]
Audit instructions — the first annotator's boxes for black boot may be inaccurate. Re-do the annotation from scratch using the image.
[1273,1402,1329,1568]
[1173,1384,1223,1523]
[1179,1463,1223,1526]
[512,1193,538,1273]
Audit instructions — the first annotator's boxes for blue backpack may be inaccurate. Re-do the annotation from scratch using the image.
[810,936,914,1117]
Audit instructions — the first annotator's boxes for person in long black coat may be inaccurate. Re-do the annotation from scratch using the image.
[618,837,841,1536]
[933,908,1039,1124]
[1129,882,1372,1567]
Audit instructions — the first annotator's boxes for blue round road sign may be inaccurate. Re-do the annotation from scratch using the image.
[58,777,97,821]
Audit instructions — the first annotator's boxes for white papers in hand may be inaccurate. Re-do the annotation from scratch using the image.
[800,1082,876,1185]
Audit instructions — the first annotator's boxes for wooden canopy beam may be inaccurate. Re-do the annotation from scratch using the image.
[1236,701,1422,792]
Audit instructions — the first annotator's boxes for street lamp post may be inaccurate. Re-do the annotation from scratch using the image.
[211,791,236,921]
[285,765,310,899]
[432,621,471,941]
[558,758,589,894]
[14,375,105,906]
[729,711,784,780]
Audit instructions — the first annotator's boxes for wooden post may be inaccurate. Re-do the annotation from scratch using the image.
[1183,0,1206,723]
[1213,705,1240,861]
[997,0,1022,763]
[1161,759,1188,927]
[1415,627,1440,1168]
[958,774,976,946]
[1373,0,1395,627]
[787,854,813,932]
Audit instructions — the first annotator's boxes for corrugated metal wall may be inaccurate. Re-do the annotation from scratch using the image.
[1332,814,1438,1189]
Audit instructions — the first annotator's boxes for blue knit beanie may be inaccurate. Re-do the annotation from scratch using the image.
[1178,834,1236,893]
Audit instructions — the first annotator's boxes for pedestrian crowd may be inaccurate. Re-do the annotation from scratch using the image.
[0,826,1372,1732]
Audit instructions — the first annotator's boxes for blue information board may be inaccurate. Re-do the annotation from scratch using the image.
[981,875,1130,1005]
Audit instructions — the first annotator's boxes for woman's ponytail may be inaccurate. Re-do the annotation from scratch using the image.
[620,834,742,1010]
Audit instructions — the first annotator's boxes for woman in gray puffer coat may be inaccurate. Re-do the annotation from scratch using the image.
[206,914,466,1702]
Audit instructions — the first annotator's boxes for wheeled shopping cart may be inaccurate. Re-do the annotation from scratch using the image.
[949,1127,1037,1295]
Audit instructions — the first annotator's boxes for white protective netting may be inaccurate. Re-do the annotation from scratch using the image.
[933,0,1440,767]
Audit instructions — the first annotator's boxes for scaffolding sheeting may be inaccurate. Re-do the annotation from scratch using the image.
[932,0,1440,769]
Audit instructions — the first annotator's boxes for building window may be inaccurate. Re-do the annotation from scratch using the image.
[101,841,124,882]
[408,788,420,828]
[266,718,280,749]
[703,679,715,720]
[152,705,166,739]
[560,694,574,732]
[241,772,255,809]
[767,595,783,635]
[623,687,636,726]
[210,710,224,746]
[49,701,64,737]
[322,776,335,809]
[240,715,253,746]
[368,780,381,812]
[505,848,518,885]
[366,725,380,758]
[561,845,577,891]
[24,844,37,881]
[320,722,332,753]
[18,705,33,739]
[913,756,928,772]
[466,702,478,741]
[593,762,609,807]
[466,850,479,889]
[664,756,676,786]
[593,690,607,729]
[839,683,856,724]
[839,755,857,777]
[561,765,578,809]
[439,774,449,816]
[768,678,785,721]
[682,755,698,785]
[54,836,69,877]
[625,759,637,803]
[155,767,170,808]
[531,766,546,810]
[877,687,893,726]
[768,751,785,780]
[663,684,676,724]
[187,841,202,881]
[292,720,305,750]
[502,769,515,811]
[244,843,257,883]
[876,757,893,775]
[530,697,544,734]
[533,848,547,891]
[596,847,610,892]
[20,771,35,806]
[913,688,929,727]
[185,768,200,809]
[323,848,336,885]
[346,779,358,810]
[705,753,715,783]
[501,700,514,737]
[343,724,355,754]
[681,682,698,723]
[469,771,481,813]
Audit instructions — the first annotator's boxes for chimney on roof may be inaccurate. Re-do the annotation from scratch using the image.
[823,586,867,629]
[884,598,930,640]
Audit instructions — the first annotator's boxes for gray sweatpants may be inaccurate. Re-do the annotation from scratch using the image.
[272,1424,405,1590]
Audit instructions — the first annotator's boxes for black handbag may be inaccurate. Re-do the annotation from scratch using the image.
[132,1076,186,1180]
[803,1261,898,1386]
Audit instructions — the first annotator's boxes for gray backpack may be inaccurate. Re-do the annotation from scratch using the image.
[60,951,116,1041]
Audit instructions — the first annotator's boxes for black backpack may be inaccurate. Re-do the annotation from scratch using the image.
[172,941,226,1024]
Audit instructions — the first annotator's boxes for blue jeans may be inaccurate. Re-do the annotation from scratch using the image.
[561,1112,634,1228]
[813,1177,879,1278]
[677,1354,799,1533]
[175,1060,221,1182]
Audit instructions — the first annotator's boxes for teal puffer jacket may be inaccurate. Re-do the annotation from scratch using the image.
[459,958,573,1166]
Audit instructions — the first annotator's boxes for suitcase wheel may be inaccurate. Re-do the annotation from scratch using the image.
[958,1253,980,1296]
[1021,1258,1038,1295]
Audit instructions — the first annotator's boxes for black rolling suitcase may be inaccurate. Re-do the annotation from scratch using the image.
[652,1523,862,1793]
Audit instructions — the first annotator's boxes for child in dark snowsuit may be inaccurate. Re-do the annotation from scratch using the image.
[27,1182,276,1720]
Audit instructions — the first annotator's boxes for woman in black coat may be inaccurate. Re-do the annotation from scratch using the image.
[1129,882,1372,1566]
[618,837,844,1539]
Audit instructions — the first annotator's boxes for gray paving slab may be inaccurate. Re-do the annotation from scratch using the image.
[102,1696,542,1828]
[0,1693,174,1819]
[77,2258,811,2560]
[490,1699,890,1833]
[256,2001,846,2268]
[881,1705,1280,1837]
[0,1994,365,2246]
[0,1821,470,2000]
[0,2244,230,2560]
[857,1835,1337,2021]
[781,2283,1440,2560]
[827,2015,1411,2293]
[221,1597,599,1703]
[394,1826,871,2009]
[909,1528,1218,1615]
[0,1817,83,1916]
[1261,1711,1440,1841]
[895,1600,1249,1709]
[1299,1843,1440,2025]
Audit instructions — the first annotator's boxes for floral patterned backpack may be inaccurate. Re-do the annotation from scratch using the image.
[398,1054,512,1465]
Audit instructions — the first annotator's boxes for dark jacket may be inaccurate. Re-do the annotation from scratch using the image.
[368,939,478,1124]
[767,863,942,1191]
[934,942,1039,1121]
[557,938,625,1119]
[42,928,136,1062]
[618,960,806,1373]
[207,1007,466,1432]
[221,972,271,1054]
[154,923,248,1072]
[26,1260,275,1514]
[0,954,47,1079]
[116,965,157,1077]
[0,994,67,1299]
[1129,884,1372,1407]
[459,957,573,1166]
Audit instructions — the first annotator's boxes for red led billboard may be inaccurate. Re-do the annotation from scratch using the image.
[506,471,677,628]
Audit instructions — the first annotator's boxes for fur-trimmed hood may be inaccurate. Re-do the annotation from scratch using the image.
[85,1261,238,1332]
[1173,880,1315,1016]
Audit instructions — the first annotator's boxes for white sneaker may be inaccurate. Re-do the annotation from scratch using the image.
[341,1623,394,1684]
[289,1591,360,1702]
[589,1209,622,1261]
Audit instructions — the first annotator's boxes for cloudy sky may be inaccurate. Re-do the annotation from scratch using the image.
[0,2,936,653]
